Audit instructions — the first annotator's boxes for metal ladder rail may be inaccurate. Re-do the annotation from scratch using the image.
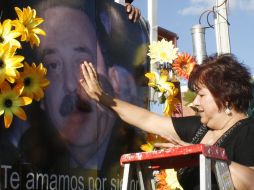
[120,144,234,190]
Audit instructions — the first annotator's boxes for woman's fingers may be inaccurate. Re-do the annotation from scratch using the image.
[84,62,94,79]
[85,62,97,80]
[79,64,91,97]
[172,138,191,146]
[154,136,180,148]
[80,63,92,90]
[154,136,191,149]
[80,62,89,79]
[162,135,180,145]
[79,61,103,102]
[81,62,96,87]
[154,142,179,148]
[89,62,98,79]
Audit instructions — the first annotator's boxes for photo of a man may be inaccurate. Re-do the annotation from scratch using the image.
[38,4,115,169]
[0,0,149,189]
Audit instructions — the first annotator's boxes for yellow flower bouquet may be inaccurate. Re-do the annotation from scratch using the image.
[0,6,49,128]
[142,38,197,190]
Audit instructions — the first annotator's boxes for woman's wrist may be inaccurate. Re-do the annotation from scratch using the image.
[99,91,109,103]
[99,91,115,108]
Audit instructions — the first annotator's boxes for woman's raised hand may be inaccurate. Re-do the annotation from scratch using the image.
[79,61,103,102]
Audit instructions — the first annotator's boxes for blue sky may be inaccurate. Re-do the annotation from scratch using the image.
[133,0,254,75]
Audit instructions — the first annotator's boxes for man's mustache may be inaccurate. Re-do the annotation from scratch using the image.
[59,93,92,117]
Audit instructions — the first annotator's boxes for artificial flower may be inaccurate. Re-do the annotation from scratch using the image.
[172,53,196,80]
[155,170,167,182]
[0,19,21,48]
[148,39,178,65]
[145,72,160,89]
[12,6,46,48]
[0,6,48,128]
[140,142,154,152]
[160,81,177,97]
[145,40,194,190]
[0,43,24,84]
[0,82,32,128]
[162,82,179,116]
[163,97,180,117]
[155,170,171,190]
[17,62,49,101]
[165,169,183,190]
[140,133,168,152]
[145,71,174,93]
[145,71,180,116]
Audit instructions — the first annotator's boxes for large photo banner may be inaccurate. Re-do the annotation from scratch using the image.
[0,0,149,189]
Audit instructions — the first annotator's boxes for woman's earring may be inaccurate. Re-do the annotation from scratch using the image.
[225,107,232,116]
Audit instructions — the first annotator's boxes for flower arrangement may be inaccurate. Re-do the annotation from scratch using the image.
[145,39,196,117]
[141,38,196,190]
[0,6,49,128]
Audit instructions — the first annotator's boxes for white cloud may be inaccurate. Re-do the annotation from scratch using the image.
[227,0,237,9]
[190,0,213,5]
[178,5,208,15]
[178,0,254,16]
[238,0,254,11]
[226,0,254,11]
[178,0,214,16]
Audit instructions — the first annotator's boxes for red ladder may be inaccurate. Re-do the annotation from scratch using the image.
[120,144,234,190]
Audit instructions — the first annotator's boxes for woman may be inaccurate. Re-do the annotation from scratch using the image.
[79,54,254,189]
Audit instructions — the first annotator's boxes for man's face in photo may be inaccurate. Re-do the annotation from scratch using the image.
[39,6,115,147]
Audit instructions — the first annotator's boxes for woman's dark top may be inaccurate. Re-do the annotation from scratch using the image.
[172,116,254,190]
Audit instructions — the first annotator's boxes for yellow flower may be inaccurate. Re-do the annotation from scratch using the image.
[163,97,180,117]
[0,19,21,48]
[0,43,24,84]
[140,142,154,152]
[0,81,32,128]
[17,62,49,101]
[160,81,176,96]
[12,6,46,48]
[148,39,178,64]
[145,71,173,93]
[165,169,183,190]
[162,82,179,116]
[145,72,159,89]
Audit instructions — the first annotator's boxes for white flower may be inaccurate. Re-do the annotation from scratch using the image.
[147,39,179,64]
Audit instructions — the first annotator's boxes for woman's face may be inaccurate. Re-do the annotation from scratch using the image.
[192,86,225,129]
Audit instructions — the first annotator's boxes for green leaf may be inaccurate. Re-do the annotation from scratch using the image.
[182,90,197,106]
[247,78,254,118]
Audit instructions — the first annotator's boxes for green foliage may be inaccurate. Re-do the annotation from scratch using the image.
[183,89,197,106]
[247,78,254,118]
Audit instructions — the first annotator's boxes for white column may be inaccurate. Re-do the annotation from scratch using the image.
[214,0,231,55]
[147,0,162,113]
[148,0,158,42]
